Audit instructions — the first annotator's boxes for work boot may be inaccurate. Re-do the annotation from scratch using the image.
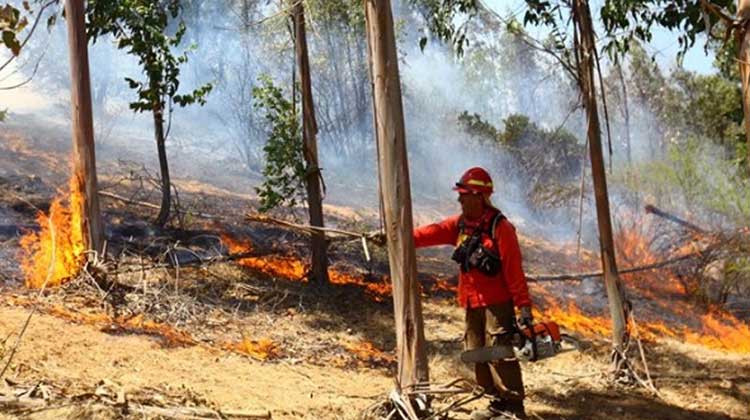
[470,399,527,420]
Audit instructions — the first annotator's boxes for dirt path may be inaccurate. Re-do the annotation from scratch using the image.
[0,305,391,419]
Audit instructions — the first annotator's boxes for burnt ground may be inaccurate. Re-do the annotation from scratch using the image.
[0,120,749,419]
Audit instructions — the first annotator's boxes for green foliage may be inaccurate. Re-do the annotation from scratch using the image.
[458,112,584,207]
[628,139,750,225]
[457,111,498,140]
[86,0,212,116]
[252,75,307,213]
[626,44,745,161]
[308,0,364,28]
[0,2,28,56]
[599,0,735,60]
[0,108,7,122]
[410,0,478,56]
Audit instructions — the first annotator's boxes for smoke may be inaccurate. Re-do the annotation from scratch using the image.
[4,0,714,244]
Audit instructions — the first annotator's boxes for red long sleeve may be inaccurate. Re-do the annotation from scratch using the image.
[413,216,460,248]
[496,219,531,308]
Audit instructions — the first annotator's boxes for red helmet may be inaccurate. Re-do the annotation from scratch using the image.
[453,167,493,195]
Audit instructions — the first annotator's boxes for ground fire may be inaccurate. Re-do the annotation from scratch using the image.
[19,172,86,289]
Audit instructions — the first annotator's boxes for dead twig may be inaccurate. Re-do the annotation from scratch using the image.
[245,212,382,242]
[527,249,709,282]
[98,191,222,220]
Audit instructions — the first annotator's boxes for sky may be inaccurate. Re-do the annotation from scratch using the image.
[484,0,717,75]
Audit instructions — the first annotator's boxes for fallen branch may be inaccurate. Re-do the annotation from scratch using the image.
[0,395,48,411]
[245,213,383,243]
[99,191,222,220]
[245,213,379,239]
[527,250,705,282]
[644,204,706,234]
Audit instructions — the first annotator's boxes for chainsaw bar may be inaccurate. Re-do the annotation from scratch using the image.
[460,345,515,363]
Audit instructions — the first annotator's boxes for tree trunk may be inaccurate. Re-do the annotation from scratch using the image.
[737,0,750,171]
[65,0,104,255]
[292,0,329,285]
[153,104,171,228]
[615,64,632,168]
[364,0,429,392]
[616,63,638,209]
[574,0,629,354]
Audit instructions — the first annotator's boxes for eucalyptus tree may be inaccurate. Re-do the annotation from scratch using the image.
[86,0,213,227]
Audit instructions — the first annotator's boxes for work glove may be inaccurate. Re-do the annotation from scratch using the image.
[369,231,387,247]
[519,306,534,327]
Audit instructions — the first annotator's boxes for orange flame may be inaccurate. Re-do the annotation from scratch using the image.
[344,340,395,366]
[684,311,750,353]
[221,234,306,279]
[19,173,86,288]
[224,337,280,360]
[221,233,393,301]
[533,218,750,354]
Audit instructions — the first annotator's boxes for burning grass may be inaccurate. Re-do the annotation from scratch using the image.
[342,339,396,368]
[528,216,750,355]
[221,232,393,301]
[224,337,281,361]
[19,172,86,288]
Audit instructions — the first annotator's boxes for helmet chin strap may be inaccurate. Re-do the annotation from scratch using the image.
[483,194,497,210]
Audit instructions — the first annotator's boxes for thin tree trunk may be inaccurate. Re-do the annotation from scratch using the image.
[364,0,429,392]
[616,64,632,168]
[738,0,750,171]
[574,0,629,354]
[153,104,171,228]
[293,0,329,285]
[65,0,104,255]
[616,63,638,210]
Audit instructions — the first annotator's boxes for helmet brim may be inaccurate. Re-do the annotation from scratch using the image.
[453,184,476,194]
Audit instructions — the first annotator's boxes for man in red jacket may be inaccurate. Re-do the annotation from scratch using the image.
[414,167,532,420]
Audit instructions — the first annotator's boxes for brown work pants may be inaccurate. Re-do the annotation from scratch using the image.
[464,302,525,401]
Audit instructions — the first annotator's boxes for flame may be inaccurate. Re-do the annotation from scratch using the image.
[344,340,395,367]
[221,234,306,279]
[684,312,750,353]
[220,233,393,301]
[532,217,750,354]
[540,301,612,337]
[224,337,280,360]
[19,173,86,288]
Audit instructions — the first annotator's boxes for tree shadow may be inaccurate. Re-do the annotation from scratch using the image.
[531,387,735,420]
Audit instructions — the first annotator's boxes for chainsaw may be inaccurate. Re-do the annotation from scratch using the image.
[460,321,573,363]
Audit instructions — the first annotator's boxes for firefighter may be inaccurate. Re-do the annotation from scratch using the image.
[414,167,533,420]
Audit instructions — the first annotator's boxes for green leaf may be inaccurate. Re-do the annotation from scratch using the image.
[2,30,21,56]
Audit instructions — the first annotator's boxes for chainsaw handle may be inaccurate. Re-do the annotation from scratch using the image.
[528,321,538,362]
[519,319,538,362]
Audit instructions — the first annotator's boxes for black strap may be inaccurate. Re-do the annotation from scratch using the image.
[488,211,506,240]
[458,210,505,239]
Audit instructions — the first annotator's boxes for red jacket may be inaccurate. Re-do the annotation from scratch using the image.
[414,210,531,309]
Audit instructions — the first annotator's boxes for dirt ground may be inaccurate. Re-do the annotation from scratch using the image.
[1,121,749,419]
[0,296,747,419]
